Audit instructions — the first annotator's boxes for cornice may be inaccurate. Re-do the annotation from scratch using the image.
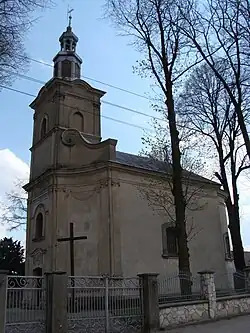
[24,159,219,192]
[109,162,220,190]
[29,77,106,110]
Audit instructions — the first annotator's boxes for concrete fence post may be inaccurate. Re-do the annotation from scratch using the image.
[138,273,159,333]
[45,271,68,333]
[0,270,8,333]
[198,270,216,319]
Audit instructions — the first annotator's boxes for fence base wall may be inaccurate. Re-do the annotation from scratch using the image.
[159,294,250,329]
[216,295,250,318]
[159,300,209,329]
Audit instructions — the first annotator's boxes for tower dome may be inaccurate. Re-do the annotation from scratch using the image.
[53,12,82,80]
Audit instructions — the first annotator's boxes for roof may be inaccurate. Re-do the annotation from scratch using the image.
[114,151,218,185]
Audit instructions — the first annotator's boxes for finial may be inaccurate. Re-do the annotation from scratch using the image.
[67,6,74,27]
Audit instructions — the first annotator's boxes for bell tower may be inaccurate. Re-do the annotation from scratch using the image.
[24,16,111,276]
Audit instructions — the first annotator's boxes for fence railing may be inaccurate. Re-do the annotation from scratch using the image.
[3,271,249,333]
[67,276,143,333]
[5,276,46,333]
[158,272,202,305]
[157,271,249,305]
[215,271,248,297]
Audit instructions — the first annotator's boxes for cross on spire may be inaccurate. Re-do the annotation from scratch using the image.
[67,6,74,27]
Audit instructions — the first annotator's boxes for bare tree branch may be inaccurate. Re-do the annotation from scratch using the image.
[0,0,55,87]
[179,61,249,271]
[0,178,27,231]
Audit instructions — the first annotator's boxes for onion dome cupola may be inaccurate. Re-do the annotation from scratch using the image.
[53,12,82,80]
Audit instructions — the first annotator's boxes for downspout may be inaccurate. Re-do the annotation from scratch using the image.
[107,166,114,275]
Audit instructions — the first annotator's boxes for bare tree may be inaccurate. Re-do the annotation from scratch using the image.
[179,62,250,271]
[140,111,208,246]
[0,179,27,231]
[105,0,196,292]
[179,0,250,160]
[0,0,54,86]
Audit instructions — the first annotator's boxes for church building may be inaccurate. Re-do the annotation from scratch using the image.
[24,21,235,286]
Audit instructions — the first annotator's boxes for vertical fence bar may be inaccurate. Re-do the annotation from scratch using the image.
[105,277,109,333]
[0,271,8,333]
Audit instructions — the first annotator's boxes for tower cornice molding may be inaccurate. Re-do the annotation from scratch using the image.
[29,78,106,110]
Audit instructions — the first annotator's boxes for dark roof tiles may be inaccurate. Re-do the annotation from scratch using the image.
[114,151,217,185]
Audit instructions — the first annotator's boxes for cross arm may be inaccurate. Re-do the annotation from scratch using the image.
[57,236,87,242]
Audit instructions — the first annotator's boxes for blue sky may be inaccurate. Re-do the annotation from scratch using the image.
[0,0,154,243]
[0,0,249,250]
[0,0,153,164]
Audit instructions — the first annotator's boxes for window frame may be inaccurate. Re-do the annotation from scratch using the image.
[162,224,179,258]
[34,212,44,241]
[40,116,48,139]
[61,59,72,78]
[223,232,233,260]
[70,111,84,132]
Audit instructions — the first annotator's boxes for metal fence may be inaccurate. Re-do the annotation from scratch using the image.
[215,271,248,297]
[5,276,46,333]
[158,272,202,305]
[67,276,143,333]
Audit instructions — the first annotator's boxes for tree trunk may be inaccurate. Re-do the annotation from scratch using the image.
[229,141,246,272]
[226,202,245,271]
[165,80,191,295]
[216,140,245,271]
[230,164,246,271]
[235,105,250,162]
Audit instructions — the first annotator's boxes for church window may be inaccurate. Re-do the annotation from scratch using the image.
[35,213,44,240]
[162,224,178,257]
[40,117,47,139]
[72,111,84,132]
[61,60,71,78]
[224,232,232,259]
[65,39,71,51]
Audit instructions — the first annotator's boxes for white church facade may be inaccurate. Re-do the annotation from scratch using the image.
[24,21,235,287]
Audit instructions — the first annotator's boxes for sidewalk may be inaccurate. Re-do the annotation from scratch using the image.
[168,315,250,333]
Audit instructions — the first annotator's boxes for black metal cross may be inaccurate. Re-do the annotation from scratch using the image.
[57,222,87,311]
[57,222,87,277]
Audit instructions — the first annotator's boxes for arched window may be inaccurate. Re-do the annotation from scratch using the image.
[162,224,178,257]
[65,39,71,51]
[72,111,84,132]
[35,213,44,240]
[224,232,232,259]
[40,117,47,138]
